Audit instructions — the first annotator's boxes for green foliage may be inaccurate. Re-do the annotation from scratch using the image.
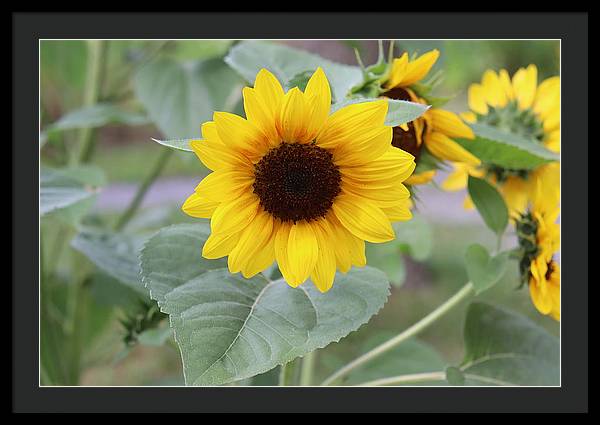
[140,223,391,386]
[392,214,433,261]
[467,175,509,237]
[134,57,243,139]
[464,244,510,294]
[455,123,559,170]
[45,103,149,133]
[225,40,363,103]
[366,243,406,287]
[40,166,104,217]
[454,302,560,385]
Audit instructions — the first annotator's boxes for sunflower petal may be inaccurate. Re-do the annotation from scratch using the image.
[182,192,219,218]
[425,132,481,166]
[310,220,337,292]
[203,231,241,259]
[512,65,537,110]
[428,108,475,139]
[228,210,274,274]
[332,194,395,243]
[468,83,489,115]
[194,169,254,202]
[401,49,440,86]
[287,221,319,286]
[210,193,259,236]
[304,67,331,139]
[277,87,309,143]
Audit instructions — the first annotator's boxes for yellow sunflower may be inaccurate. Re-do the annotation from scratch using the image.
[383,49,479,185]
[182,68,416,292]
[443,65,560,215]
[516,181,560,320]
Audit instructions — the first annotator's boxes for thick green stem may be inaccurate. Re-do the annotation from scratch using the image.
[299,351,317,386]
[355,371,446,387]
[279,360,300,386]
[114,148,173,231]
[321,282,475,386]
[75,40,104,164]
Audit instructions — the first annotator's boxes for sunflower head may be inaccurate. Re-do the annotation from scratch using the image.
[381,49,477,186]
[182,68,416,292]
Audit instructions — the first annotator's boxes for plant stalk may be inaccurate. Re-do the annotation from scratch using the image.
[279,360,300,386]
[75,40,104,164]
[355,371,446,387]
[299,351,317,386]
[321,281,475,386]
[114,148,173,231]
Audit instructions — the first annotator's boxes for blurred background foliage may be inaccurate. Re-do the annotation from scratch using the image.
[40,39,560,386]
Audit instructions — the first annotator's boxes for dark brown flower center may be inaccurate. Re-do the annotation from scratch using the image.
[253,142,341,223]
[383,87,423,160]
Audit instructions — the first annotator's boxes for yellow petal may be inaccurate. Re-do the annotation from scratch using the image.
[342,180,411,208]
[228,210,274,274]
[425,132,481,166]
[274,222,297,286]
[499,176,529,216]
[332,194,394,243]
[333,126,393,167]
[341,146,416,184]
[544,129,560,153]
[190,139,251,171]
[243,231,276,279]
[468,84,489,115]
[498,69,514,101]
[304,67,331,140]
[210,193,259,236]
[277,87,310,143]
[253,68,285,114]
[318,100,388,150]
[310,220,337,292]
[242,87,280,147]
[382,199,413,222]
[287,221,319,286]
[328,214,366,270]
[203,231,240,259]
[542,104,560,133]
[427,108,475,139]
[194,169,254,203]
[512,65,537,110]
[405,170,436,186]
[214,111,267,158]
[182,192,219,218]
[481,70,507,107]
[534,76,560,118]
[401,49,440,87]
[463,194,475,210]
[385,53,409,88]
[441,163,469,191]
[460,111,477,123]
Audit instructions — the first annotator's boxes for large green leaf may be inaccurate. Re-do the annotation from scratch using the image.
[71,228,148,295]
[134,57,243,139]
[464,244,510,294]
[455,302,560,386]
[468,175,509,236]
[45,103,149,133]
[454,122,559,170]
[225,41,363,103]
[141,223,391,386]
[331,98,429,127]
[40,167,102,216]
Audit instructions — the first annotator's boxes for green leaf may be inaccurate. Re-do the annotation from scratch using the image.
[366,243,406,287]
[40,167,101,216]
[467,175,509,236]
[331,98,429,127]
[342,334,446,386]
[454,123,559,170]
[464,244,510,294]
[456,302,560,386]
[150,137,195,152]
[134,57,243,139]
[71,228,148,296]
[445,366,465,386]
[225,40,363,103]
[141,223,391,386]
[137,326,174,347]
[46,103,149,133]
[391,214,433,261]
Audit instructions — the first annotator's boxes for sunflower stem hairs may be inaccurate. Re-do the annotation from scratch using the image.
[442,65,560,215]
[182,68,416,293]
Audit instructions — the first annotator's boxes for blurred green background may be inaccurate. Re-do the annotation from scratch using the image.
[40,40,560,386]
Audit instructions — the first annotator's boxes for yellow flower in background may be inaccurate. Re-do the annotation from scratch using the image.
[516,181,560,321]
[182,68,416,292]
[383,49,479,186]
[444,65,560,215]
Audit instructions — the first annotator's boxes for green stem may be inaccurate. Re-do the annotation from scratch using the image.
[114,148,173,231]
[355,371,446,387]
[75,40,105,164]
[299,351,317,386]
[279,360,300,386]
[67,277,90,385]
[321,282,475,386]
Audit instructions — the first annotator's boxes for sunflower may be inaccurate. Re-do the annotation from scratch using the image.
[182,68,416,292]
[515,181,560,320]
[443,65,560,215]
[382,49,479,185]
